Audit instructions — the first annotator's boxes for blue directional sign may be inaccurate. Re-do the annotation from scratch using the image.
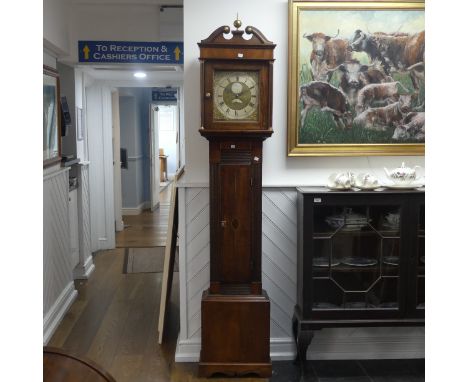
[78,41,183,64]
[152,88,178,102]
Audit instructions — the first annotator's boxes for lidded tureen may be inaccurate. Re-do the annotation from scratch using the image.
[325,208,369,231]
[327,172,355,189]
[384,162,422,186]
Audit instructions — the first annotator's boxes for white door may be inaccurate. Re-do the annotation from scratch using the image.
[150,104,160,211]
[157,104,179,180]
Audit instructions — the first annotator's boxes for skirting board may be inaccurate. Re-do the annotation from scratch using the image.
[43,282,78,344]
[175,333,424,362]
[122,201,151,215]
[175,337,296,362]
[73,255,96,280]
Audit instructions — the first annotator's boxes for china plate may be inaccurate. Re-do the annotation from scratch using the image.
[354,182,381,190]
[383,183,425,190]
[313,257,340,267]
[327,184,353,191]
[383,256,399,266]
[341,257,378,267]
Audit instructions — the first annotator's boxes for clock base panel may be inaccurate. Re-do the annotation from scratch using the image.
[199,289,272,378]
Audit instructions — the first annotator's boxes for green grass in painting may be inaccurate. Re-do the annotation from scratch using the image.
[298,65,425,144]
[299,110,395,144]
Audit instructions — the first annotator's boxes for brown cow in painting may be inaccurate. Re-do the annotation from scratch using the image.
[392,112,425,141]
[300,81,352,129]
[355,81,410,114]
[353,94,413,131]
[304,31,352,81]
[333,59,393,107]
[351,30,425,90]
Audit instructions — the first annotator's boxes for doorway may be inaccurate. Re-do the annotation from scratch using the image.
[150,103,179,207]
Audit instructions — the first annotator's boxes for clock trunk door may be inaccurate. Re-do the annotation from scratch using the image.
[219,164,252,283]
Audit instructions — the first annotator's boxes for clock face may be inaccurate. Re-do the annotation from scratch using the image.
[213,71,259,121]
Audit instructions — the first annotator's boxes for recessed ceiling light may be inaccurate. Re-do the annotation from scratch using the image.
[134,71,147,78]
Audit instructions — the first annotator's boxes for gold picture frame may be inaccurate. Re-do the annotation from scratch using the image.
[287,0,425,156]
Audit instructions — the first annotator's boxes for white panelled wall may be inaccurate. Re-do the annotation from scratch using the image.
[43,168,78,343]
[175,187,425,361]
[179,0,425,361]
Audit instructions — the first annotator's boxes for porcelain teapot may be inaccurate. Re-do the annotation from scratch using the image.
[384,162,422,185]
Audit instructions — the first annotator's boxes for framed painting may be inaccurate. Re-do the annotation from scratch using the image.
[43,65,61,167]
[287,0,425,156]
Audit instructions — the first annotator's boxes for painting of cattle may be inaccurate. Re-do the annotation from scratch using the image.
[288,1,425,156]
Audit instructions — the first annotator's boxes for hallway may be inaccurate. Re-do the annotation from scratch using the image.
[116,183,173,248]
[48,184,180,380]
[47,247,180,381]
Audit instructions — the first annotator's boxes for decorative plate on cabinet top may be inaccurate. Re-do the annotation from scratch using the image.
[383,182,425,190]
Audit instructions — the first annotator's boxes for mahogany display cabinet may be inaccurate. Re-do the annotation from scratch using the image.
[293,187,425,364]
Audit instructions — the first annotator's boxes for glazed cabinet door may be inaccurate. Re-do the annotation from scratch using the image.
[406,195,425,318]
[300,193,407,321]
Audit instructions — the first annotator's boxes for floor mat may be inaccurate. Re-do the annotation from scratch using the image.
[124,247,179,274]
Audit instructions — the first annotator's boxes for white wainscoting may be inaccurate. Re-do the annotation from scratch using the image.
[175,186,424,361]
[74,163,95,279]
[43,167,78,344]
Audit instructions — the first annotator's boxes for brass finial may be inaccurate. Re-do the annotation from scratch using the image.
[233,13,242,29]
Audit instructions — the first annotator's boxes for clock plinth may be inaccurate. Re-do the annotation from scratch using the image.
[199,291,271,378]
[198,23,275,378]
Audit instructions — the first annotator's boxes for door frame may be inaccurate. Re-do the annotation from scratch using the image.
[149,103,160,211]
[111,90,124,231]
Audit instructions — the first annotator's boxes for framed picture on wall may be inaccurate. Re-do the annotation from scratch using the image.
[287,0,425,156]
[43,65,61,166]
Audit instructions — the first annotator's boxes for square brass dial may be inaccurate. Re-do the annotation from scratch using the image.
[213,71,259,122]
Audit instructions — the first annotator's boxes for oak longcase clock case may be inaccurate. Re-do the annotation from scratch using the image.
[199,24,274,134]
[198,21,275,378]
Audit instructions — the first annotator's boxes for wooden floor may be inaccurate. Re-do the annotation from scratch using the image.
[48,248,270,382]
[49,184,268,381]
[115,184,172,248]
[47,184,423,381]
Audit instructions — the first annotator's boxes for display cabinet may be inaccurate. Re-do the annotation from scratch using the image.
[293,187,425,364]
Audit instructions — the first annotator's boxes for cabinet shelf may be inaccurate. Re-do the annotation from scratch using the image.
[313,265,400,273]
[312,230,400,239]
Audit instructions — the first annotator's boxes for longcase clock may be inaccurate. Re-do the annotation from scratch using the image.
[198,19,275,378]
